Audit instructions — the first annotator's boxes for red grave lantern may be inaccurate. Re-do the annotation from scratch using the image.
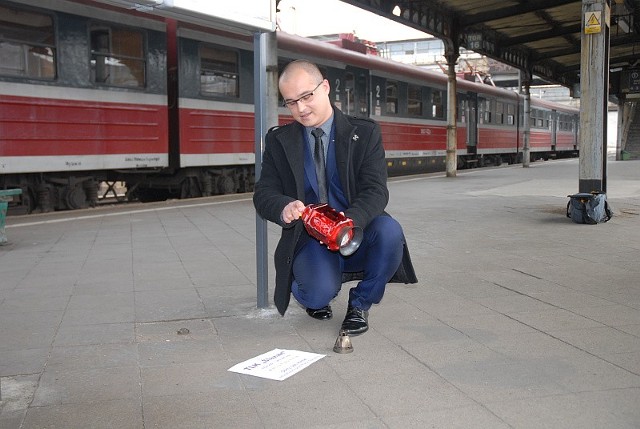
[301,203,363,256]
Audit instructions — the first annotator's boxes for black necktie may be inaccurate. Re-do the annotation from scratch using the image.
[311,128,328,203]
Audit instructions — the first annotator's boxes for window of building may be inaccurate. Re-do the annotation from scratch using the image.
[200,44,238,97]
[385,80,398,114]
[0,5,56,79]
[407,84,422,116]
[91,25,145,88]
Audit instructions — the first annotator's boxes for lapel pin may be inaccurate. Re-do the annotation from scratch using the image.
[352,135,359,141]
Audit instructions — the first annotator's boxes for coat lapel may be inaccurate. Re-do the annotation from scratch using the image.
[333,109,357,202]
[277,122,306,200]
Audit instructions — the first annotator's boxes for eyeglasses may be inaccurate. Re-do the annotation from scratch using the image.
[282,81,323,107]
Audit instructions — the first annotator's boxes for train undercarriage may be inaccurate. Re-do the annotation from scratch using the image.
[2,165,255,214]
[3,150,577,215]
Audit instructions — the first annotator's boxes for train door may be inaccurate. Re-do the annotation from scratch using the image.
[466,92,478,153]
[341,66,369,117]
[551,110,558,151]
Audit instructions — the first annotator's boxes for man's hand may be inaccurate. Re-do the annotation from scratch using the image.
[281,200,306,224]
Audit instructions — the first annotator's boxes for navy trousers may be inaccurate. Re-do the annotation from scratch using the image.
[291,215,404,311]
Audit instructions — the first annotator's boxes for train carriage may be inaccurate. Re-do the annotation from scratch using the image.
[0,0,169,211]
[462,85,521,167]
[0,0,579,214]
[169,24,257,198]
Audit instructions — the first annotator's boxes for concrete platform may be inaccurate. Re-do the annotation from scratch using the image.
[1,158,639,428]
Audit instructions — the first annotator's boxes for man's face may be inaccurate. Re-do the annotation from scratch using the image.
[280,69,332,128]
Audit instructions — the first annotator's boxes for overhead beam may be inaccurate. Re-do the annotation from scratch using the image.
[502,24,582,47]
[461,0,577,26]
[341,0,638,90]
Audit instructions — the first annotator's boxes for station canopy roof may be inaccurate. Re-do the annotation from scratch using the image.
[341,0,640,94]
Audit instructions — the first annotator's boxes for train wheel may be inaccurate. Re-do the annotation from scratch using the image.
[217,175,236,194]
[6,186,35,215]
[21,187,36,214]
[36,184,54,213]
[238,167,254,193]
[202,173,214,196]
[62,185,88,210]
[457,156,466,169]
[84,180,99,207]
[180,177,202,199]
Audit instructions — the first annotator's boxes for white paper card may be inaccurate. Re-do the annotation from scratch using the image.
[228,348,325,381]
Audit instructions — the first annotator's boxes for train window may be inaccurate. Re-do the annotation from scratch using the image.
[407,85,422,116]
[344,72,355,115]
[90,26,145,88]
[431,90,444,119]
[481,98,491,123]
[200,44,238,98]
[0,5,55,79]
[496,102,504,124]
[507,104,515,125]
[385,80,398,114]
[531,109,539,128]
[356,73,368,116]
[458,98,466,123]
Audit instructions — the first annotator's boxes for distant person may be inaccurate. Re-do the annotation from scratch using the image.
[253,59,417,335]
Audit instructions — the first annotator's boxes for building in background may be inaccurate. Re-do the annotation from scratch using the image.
[276,0,619,150]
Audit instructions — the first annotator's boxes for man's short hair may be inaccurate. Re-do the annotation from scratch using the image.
[280,59,324,84]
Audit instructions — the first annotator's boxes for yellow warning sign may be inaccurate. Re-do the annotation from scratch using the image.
[585,11,601,34]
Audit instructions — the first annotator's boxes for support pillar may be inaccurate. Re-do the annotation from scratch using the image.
[616,99,624,160]
[445,44,459,177]
[254,31,278,308]
[579,0,610,192]
[521,72,532,168]
[616,99,635,159]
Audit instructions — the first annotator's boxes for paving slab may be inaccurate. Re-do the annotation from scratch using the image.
[1,158,640,428]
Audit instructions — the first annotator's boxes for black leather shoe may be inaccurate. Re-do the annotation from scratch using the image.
[306,305,332,320]
[341,306,369,336]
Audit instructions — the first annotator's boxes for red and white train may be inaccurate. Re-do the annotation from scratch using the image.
[0,0,579,213]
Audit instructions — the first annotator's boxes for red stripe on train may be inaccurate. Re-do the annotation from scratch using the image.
[179,108,254,154]
[0,95,168,156]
